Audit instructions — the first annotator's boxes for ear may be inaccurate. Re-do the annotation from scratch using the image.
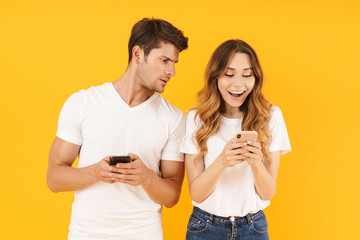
[132,46,143,64]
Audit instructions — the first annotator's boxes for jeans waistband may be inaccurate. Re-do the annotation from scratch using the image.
[192,207,264,224]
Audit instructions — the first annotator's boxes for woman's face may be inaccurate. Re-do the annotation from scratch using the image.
[217,53,255,116]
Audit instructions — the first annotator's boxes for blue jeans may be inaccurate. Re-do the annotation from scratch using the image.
[186,207,269,240]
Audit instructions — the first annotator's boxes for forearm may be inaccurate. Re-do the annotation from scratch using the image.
[142,171,183,208]
[251,162,277,200]
[47,164,98,192]
[188,160,225,203]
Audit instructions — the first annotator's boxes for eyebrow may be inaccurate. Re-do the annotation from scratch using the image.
[226,67,252,71]
[161,56,178,63]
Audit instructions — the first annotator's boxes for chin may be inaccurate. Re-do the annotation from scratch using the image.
[155,87,165,94]
[226,101,244,108]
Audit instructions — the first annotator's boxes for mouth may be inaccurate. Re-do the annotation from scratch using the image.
[160,78,169,85]
[228,90,245,98]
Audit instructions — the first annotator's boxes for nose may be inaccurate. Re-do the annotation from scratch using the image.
[165,63,176,77]
[233,75,245,86]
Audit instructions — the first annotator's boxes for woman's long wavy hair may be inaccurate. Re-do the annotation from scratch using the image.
[194,39,273,163]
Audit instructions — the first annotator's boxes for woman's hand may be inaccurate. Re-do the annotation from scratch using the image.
[216,138,248,168]
[242,141,263,167]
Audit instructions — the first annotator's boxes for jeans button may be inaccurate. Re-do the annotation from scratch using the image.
[230,216,235,221]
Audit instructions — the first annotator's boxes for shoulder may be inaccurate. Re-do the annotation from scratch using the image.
[186,109,197,117]
[270,105,282,121]
[80,82,112,98]
[68,82,110,99]
[66,82,113,105]
[155,94,185,119]
[268,105,287,130]
[184,109,203,129]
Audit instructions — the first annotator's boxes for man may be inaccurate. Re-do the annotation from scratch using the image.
[47,18,188,240]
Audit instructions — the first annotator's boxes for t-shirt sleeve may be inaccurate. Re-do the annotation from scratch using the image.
[180,110,200,154]
[160,111,186,162]
[268,106,291,155]
[56,92,84,146]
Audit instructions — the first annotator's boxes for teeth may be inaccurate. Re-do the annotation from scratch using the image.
[229,91,244,94]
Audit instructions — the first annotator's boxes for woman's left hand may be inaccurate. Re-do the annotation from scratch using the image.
[242,141,263,167]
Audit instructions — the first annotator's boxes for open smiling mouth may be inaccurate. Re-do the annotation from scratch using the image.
[228,90,245,98]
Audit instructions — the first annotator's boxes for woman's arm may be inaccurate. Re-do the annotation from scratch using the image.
[185,139,245,203]
[242,141,280,200]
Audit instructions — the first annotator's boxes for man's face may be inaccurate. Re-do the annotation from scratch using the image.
[136,42,179,93]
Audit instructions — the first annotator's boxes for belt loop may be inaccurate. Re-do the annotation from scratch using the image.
[207,213,213,224]
[246,214,253,224]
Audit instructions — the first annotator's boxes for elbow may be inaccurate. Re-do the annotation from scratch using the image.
[260,191,276,201]
[164,199,178,208]
[46,176,60,193]
[47,183,59,193]
[163,195,180,208]
[189,185,207,203]
[189,192,205,204]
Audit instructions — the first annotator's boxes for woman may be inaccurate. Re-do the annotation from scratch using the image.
[180,39,291,240]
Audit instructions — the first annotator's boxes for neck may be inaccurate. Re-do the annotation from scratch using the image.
[222,106,243,118]
[112,65,154,107]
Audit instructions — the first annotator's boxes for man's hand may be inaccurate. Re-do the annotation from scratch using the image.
[110,153,155,186]
[94,157,120,184]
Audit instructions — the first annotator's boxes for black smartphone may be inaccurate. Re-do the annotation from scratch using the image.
[109,155,131,165]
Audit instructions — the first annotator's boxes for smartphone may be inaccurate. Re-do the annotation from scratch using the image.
[235,131,258,142]
[109,155,131,165]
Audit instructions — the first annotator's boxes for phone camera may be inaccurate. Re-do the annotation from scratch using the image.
[236,134,241,139]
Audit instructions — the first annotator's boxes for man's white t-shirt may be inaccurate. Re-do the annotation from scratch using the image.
[180,106,291,217]
[56,82,185,240]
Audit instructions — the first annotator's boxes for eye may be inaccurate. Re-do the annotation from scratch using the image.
[242,74,253,78]
[224,74,234,77]
[161,58,168,63]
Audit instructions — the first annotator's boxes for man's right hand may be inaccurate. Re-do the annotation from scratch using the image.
[95,157,119,184]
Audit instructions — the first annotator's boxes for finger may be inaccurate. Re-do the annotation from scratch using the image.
[128,153,139,161]
[115,173,138,181]
[243,151,261,160]
[227,154,247,161]
[243,145,261,154]
[226,158,245,167]
[103,177,115,184]
[116,161,134,169]
[116,168,140,175]
[244,141,261,148]
[231,148,247,155]
[100,160,115,172]
[102,156,111,164]
[228,142,244,150]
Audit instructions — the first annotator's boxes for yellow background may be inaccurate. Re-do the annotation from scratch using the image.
[1,0,359,239]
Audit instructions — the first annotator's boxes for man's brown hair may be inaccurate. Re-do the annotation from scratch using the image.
[128,18,188,62]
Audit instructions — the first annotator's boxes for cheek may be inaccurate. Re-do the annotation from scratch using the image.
[247,79,256,91]
[217,78,227,93]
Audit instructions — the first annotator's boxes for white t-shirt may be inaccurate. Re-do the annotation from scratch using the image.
[56,82,185,240]
[180,106,291,217]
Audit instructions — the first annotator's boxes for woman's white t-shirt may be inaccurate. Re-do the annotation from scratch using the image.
[180,106,291,217]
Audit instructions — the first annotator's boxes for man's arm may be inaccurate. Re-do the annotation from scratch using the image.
[47,137,116,192]
[113,154,184,208]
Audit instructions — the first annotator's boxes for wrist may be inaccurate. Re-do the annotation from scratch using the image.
[249,160,263,169]
[142,168,156,187]
[214,155,227,171]
[80,164,99,184]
